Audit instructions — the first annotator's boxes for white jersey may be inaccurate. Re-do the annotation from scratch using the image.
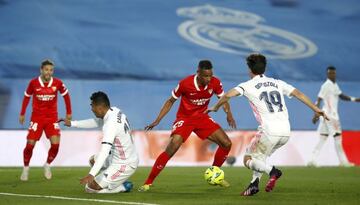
[318,79,342,119]
[71,107,139,176]
[234,75,295,136]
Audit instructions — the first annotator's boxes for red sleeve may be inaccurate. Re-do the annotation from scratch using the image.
[24,80,33,97]
[20,96,30,115]
[20,81,33,115]
[214,79,225,97]
[58,80,69,96]
[171,82,183,99]
[63,92,72,115]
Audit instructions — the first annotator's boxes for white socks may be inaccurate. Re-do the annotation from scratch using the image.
[246,158,272,175]
[251,171,263,183]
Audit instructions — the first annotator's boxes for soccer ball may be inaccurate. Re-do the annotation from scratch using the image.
[204,166,225,185]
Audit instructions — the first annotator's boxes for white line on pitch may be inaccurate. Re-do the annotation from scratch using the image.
[0,192,160,205]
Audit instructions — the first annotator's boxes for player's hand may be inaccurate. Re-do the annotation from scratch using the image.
[312,114,319,124]
[66,114,72,121]
[80,174,94,185]
[19,115,25,125]
[145,121,159,131]
[57,118,71,127]
[315,111,329,121]
[205,106,218,114]
[226,112,237,129]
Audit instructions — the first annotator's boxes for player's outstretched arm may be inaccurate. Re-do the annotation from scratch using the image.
[145,96,177,131]
[291,89,329,120]
[339,94,360,102]
[311,97,322,124]
[207,88,240,113]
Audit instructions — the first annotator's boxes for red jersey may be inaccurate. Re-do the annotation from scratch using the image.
[172,74,224,118]
[21,76,71,118]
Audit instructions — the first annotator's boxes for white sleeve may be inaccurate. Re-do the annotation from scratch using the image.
[89,119,117,176]
[71,118,102,128]
[318,83,327,99]
[336,84,342,95]
[233,82,246,97]
[89,143,112,176]
[279,80,295,97]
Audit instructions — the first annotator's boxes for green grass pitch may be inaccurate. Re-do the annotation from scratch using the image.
[0,167,359,205]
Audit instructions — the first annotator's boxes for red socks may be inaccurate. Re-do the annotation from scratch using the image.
[212,147,230,167]
[46,144,59,164]
[145,152,171,185]
[23,143,35,166]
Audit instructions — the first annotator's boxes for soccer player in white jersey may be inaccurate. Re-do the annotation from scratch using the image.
[207,53,328,196]
[61,91,138,193]
[308,66,359,167]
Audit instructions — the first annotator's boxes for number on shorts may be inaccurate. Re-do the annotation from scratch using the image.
[29,121,38,131]
[172,120,184,130]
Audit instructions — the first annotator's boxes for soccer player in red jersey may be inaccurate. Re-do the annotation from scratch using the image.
[19,59,72,181]
[138,60,236,191]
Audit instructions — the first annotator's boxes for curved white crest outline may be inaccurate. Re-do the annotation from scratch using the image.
[177,4,318,59]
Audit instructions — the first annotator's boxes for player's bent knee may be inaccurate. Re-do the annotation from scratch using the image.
[224,140,232,149]
[243,156,252,168]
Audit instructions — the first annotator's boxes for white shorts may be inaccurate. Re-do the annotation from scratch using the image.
[95,164,137,190]
[245,131,289,160]
[317,117,342,136]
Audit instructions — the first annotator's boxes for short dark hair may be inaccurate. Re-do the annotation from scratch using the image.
[90,91,110,107]
[327,66,336,71]
[198,60,213,70]
[246,53,267,75]
[41,59,54,68]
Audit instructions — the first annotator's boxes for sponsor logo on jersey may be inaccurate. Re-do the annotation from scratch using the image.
[36,94,56,101]
[190,98,210,105]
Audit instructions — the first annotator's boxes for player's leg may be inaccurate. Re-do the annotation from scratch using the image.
[264,136,289,192]
[43,121,61,179]
[242,132,272,174]
[139,134,184,191]
[139,119,193,191]
[194,117,232,187]
[21,120,43,181]
[86,164,136,193]
[330,120,353,166]
[241,132,288,194]
[196,117,232,167]
[308,118,328,167]
[207,128,232,167]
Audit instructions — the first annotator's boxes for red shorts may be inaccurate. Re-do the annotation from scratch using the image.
[27,116,60,141]
[171,116,221,141]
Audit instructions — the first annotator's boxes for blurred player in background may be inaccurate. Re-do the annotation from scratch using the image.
[19,59,72,181]
[207,53,327,196]
[61,91,138,193]
[138,60,236,192]
[308,66,360,167]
